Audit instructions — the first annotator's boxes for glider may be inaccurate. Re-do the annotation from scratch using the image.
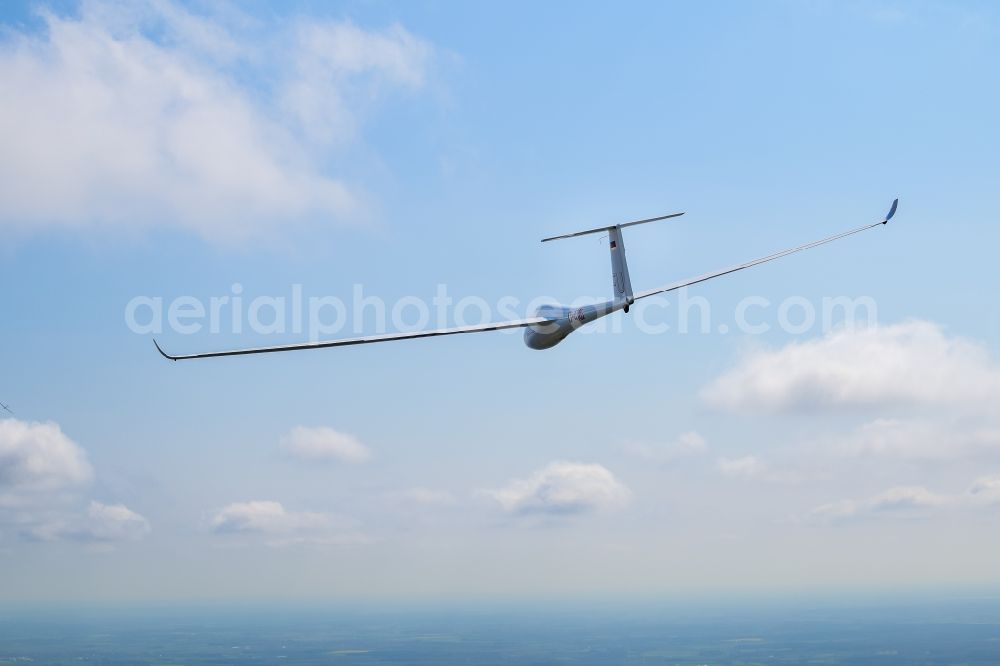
[155,198,898,360]
[0,401,12,416]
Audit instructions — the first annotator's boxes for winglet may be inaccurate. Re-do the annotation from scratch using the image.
[884,198,898,224]
[153,339,177,361]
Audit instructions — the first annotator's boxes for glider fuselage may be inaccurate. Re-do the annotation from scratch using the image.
[523,300,624,350]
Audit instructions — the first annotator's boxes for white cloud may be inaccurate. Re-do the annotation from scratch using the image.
[0,418,148,544]
[208,500,365,546]
[210,500,330,534]
[27,500,152,543]
[0,1,433,242]
[704,321,1000,466]
[0,419,92,502]
[485,462,631,516]
[82,501,151,541]
[282,21,431,144]
[702,321,1000,413]
[849,485,947,514]
[623,431,707,465]
[281,426,371,463]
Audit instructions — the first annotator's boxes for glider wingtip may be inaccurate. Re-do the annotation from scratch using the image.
[152,338,177,361]
[884,197,898,223]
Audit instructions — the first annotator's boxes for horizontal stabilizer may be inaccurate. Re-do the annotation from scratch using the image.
[541,212,684,242]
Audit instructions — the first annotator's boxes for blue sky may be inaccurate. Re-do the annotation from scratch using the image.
[1,0,999,604]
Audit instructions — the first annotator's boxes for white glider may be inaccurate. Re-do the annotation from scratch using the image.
[155,199,898,360]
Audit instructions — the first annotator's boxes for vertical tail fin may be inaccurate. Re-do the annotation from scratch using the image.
[540,211,682,310]
[608,226,633,307]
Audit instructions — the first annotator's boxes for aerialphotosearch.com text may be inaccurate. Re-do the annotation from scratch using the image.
[125,283,878,340]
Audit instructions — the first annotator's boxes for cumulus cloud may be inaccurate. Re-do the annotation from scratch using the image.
[704,321,1000,465]
[623,431,707,465]
[0,419,93,500]
[0,418,148,544]
[82,501,151,541]
[0,1,433,242]
[208,500,365,546]
[702,321,1000,413]
[210,500,330,534]
[484,462,631,516]
[281,426,371,463]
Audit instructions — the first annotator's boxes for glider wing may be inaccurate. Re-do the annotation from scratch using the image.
[633,199,898,301]
[154,316,554,361]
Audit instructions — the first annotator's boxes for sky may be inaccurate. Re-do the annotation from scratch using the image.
[1,0,999,605]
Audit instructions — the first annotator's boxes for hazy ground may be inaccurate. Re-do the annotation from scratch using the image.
[4,597,1000,664]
